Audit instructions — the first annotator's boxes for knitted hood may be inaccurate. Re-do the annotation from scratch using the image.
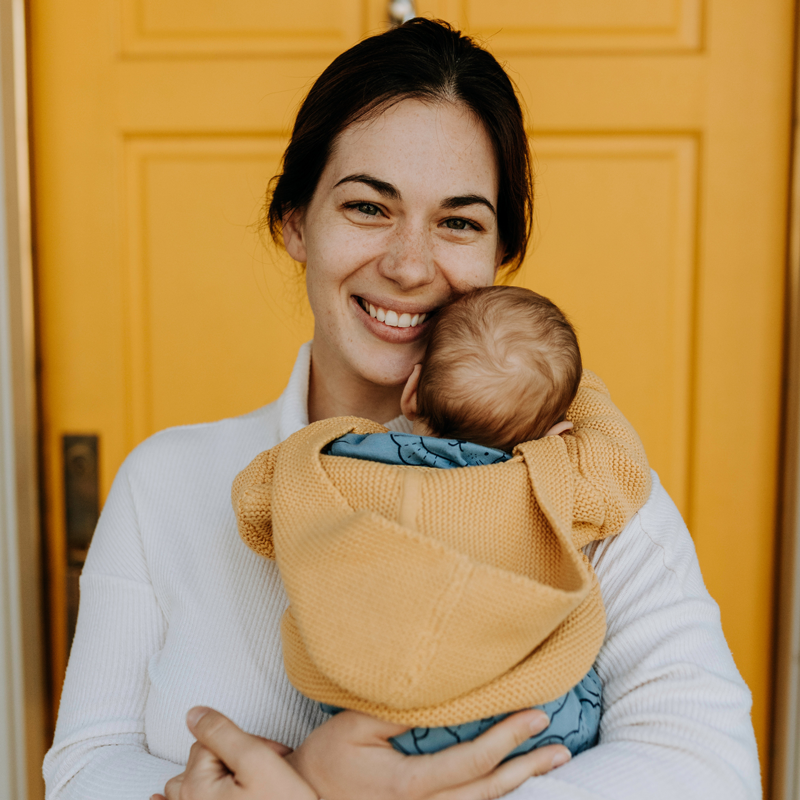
[233,371,650,726]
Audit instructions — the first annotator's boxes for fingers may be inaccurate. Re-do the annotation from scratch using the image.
[186,706,266,774]
[412,709,551,793]
[185,706,318,799]
[435,744,572,800]
[184,740,211,774]
[161,744,226,800]
[160,771,184,800]
[256,737,293,757]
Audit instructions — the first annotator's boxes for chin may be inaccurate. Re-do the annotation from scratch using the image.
[356,345,421,387]
[359,363,415,388]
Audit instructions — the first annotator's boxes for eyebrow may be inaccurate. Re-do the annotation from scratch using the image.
[334,173,496,216]
[441,194,496,217]
[334,174,400,200]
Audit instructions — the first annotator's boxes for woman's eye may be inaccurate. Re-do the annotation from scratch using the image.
[444,218,475,231]
[352,202,381,216]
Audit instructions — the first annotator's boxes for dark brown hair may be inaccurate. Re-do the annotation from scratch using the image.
[416,286,582,451]
[266,18,533,273]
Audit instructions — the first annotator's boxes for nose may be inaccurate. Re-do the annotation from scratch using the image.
[377,220,436,291]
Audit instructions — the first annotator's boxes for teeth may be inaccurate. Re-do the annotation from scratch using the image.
[359,298,431,328]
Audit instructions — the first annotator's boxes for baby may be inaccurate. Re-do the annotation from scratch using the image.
[323,286,598,758]
[330,285,581,465]
[233,286,650,761]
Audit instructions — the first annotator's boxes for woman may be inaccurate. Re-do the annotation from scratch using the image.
[44,19,760,800]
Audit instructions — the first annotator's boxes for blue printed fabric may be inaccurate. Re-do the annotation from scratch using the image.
[320,667,601,759]
[328,432,511,467]
[324,430,603,758]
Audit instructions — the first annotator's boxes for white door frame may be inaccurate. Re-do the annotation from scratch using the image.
[0,0,46,797]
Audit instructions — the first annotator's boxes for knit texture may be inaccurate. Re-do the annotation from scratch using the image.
[233,371,651,725]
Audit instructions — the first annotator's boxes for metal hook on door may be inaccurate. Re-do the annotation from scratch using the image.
[389,0,416,27]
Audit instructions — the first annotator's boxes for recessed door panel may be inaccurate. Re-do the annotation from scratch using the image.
[515,135,696,511]
[123,137,311,443]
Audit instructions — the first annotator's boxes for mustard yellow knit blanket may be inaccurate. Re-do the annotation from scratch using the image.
[233,371,650,726]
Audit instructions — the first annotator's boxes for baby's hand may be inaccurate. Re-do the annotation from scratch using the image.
[543,421,573,437]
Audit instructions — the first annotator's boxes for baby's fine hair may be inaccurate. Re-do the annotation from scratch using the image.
[416,286,582,452]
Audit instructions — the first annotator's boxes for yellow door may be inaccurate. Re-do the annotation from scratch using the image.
[30,0,794,776]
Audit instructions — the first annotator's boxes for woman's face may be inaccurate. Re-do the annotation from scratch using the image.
[283,98,503,389]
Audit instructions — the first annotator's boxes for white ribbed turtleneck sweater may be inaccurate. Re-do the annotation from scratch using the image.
[43,342,761,799]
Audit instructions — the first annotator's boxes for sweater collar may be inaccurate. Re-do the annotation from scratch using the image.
[277,341,414,443]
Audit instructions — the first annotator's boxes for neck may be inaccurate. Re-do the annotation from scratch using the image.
[307,345,404,425]
[412,419,435,437]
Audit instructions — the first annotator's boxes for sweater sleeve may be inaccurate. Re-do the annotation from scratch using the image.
[505,475,761,800]
[42,458,183,799]
[232,443,280,559]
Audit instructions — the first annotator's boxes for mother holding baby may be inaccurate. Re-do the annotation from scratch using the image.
[44,18,760,800]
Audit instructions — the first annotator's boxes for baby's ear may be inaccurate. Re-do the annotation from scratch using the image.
[543,420,574,438]
[400,364,422,421]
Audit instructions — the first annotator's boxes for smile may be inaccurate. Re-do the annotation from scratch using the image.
[356,297,430,328]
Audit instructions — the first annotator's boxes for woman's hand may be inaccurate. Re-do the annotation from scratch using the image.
[150,707,319,800]
[151,705,570,800]
[288,707,571,800]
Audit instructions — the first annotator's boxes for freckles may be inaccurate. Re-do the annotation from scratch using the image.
[346,238,389,274]
[341,229,374,254]
[436,244,497,292]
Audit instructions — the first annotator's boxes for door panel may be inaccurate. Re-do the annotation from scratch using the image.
[123,136,309,444]
[30,0,794,776]
[516,135,697,512]
[122,0,365,56]
[463,0,702,52]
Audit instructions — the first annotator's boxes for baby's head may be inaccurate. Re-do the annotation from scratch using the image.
[401,286,582,452]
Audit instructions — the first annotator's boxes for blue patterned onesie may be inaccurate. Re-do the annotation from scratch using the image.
[321,431,602,759]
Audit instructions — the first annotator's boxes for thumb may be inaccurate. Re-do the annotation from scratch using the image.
[255,736,293,757]
[187,707,289,769]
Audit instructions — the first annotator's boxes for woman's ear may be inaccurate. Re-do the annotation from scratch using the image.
[400,364,422,421]
[282,209,308,262]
